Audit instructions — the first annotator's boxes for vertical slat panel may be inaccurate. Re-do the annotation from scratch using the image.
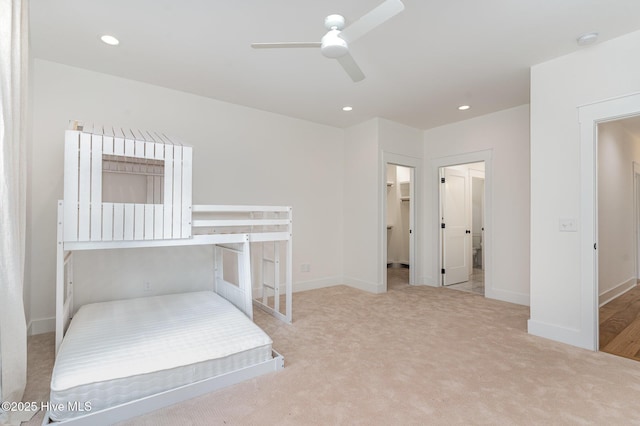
[103,126,114,155]
[181,146,192,238]
[132,129,145,159]
[145,141,155,159]
[124,204,135,240]
[172,145,183,238]
[154,142,164,160]
[134,203,144,240]
[163,146,173,238]
[90,133,103,241]
[144,205,154,240]
[113,203,124,241]
[154,204,163,239]
[78,132,91,241]
[114,128,125,156]
[102,203,113,241]
[134,140,145,158]
[124,128,135,157]
[63,131,80,242]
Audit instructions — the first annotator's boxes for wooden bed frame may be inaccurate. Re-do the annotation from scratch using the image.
[44,125,292,424]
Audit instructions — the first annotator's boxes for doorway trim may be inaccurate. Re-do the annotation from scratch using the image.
[635,162,640,282]
[381,151,421,291]
[469,168,485,273]
[432,150,493,297]
[579,91,640,351]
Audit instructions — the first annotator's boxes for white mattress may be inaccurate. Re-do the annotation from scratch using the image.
[49,291,272,422]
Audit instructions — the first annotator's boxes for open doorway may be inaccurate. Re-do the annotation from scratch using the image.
[597,115,640,361]
[579,91,640,351]
[381,152,419,292]
[386,164,412,290]
[439,162,485,295]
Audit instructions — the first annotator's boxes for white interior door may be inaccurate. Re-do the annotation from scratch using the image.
[442,167,470,285]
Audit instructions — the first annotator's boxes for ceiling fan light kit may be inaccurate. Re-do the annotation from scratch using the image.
[251,0,405,82]
[321,29,349,58]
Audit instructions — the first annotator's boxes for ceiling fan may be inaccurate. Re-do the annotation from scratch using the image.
[250,0,405,82]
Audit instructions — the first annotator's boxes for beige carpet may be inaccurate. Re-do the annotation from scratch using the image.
[22,284,640,425]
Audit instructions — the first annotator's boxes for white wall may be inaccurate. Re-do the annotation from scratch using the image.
[28,59,344,331]
[597,121,640,304]
[343,119,381,292]
[529,29,640,348]
[343,118,423,293]
[423,105,530,305]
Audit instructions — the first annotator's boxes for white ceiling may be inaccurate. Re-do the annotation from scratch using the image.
[29,0,640,130]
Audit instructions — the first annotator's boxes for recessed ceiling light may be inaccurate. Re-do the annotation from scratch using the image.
[458,105,470,111]
[342,106,353,112]
[100,35,120,46]
[577,32,598,46]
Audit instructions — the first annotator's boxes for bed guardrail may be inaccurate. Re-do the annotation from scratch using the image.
[192,205,293,325]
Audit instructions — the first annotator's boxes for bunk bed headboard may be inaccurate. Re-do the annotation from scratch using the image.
[63,123,192,242]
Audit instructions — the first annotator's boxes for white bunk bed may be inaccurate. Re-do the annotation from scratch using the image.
[44,124,292,425]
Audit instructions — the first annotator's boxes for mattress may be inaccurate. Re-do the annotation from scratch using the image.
[49,291,272,422]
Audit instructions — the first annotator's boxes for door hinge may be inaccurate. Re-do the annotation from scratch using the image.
[441,268,446,274]
[594,243,597,250]
[441,177,445,183]
[441,223,445,229]
[409,229,412,234]
[466,230,471,234]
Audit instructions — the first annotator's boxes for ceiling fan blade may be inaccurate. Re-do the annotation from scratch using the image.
[251,42,322,49]
[340,0,405,44]
[337,52,365,82]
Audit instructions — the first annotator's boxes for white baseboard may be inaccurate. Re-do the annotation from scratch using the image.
[419,275,437,286]
[343,276,384,294]
[294,276,343,293]
[485,287,530,306]
[527,319,595,351]
[599,277,637,307]
[28,317,55,336]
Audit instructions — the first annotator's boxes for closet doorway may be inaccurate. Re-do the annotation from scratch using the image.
[386,164,413,290]
[439,162,485,295]
[381,152,420,292]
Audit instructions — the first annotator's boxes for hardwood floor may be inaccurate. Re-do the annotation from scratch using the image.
[599,284,640,361]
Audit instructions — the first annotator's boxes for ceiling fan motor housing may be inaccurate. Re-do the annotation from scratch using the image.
[321,29,348,58]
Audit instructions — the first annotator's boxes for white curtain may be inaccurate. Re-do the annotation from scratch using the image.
[0,0,28,421]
